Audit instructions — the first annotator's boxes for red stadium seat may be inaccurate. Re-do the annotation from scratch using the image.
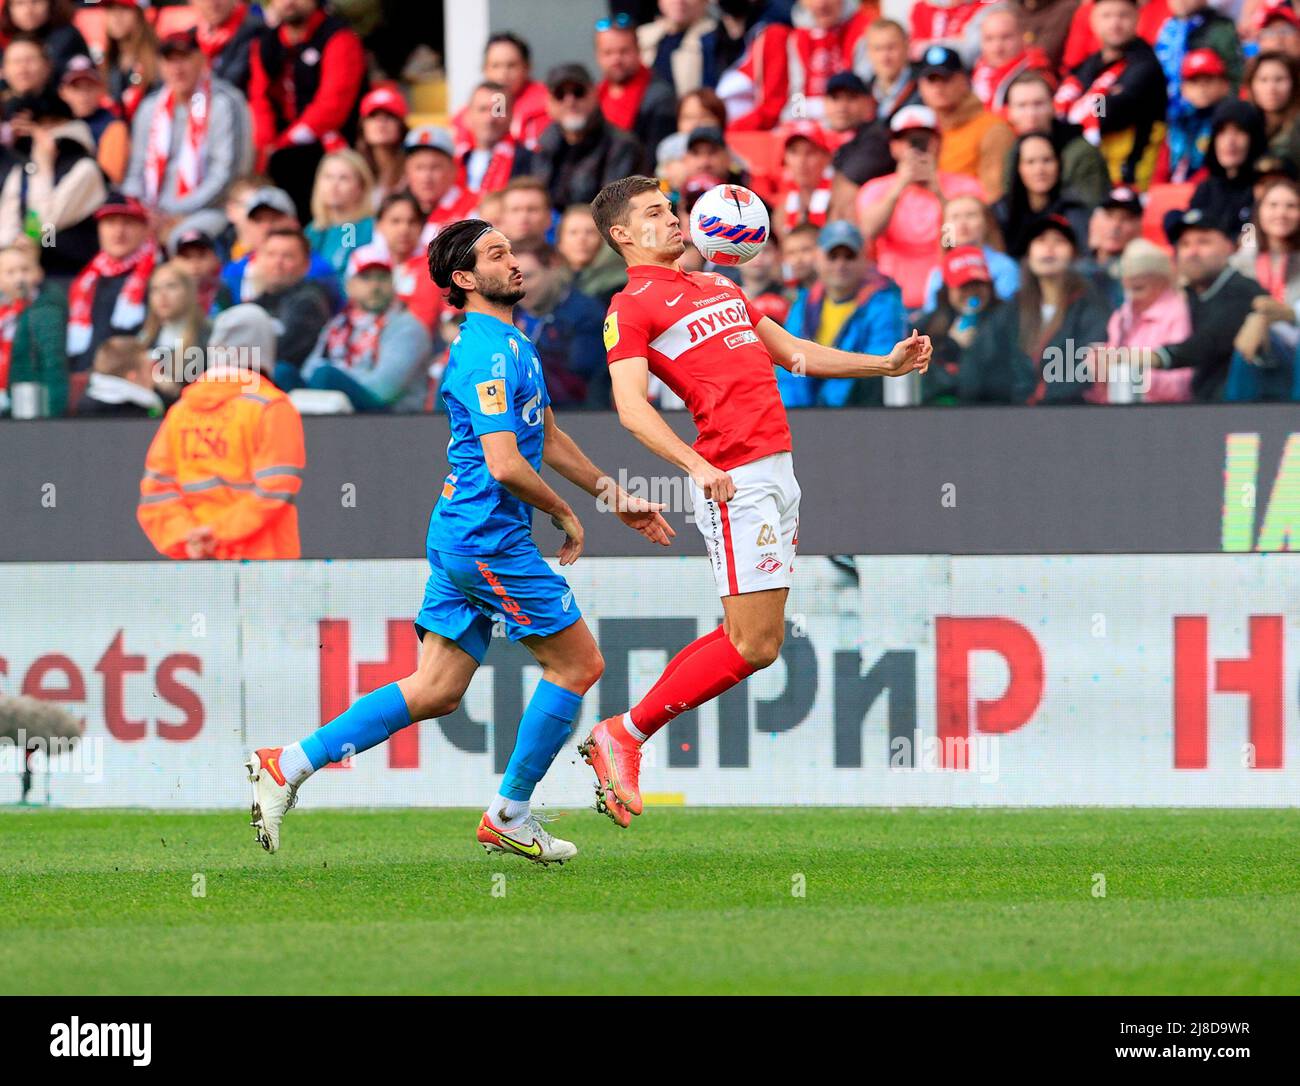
[73,6,106,54]
[1143,182,1196,251]
[154,4,200,37]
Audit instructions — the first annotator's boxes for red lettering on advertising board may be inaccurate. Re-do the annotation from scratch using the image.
[318,619,420,769]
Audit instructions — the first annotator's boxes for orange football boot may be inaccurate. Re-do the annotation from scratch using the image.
[578,716,642,825]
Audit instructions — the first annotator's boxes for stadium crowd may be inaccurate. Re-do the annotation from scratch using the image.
[1,0,1299,421]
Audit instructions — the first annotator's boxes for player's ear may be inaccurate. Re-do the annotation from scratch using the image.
[451,267,476,294]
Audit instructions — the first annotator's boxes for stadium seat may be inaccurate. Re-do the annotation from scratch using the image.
[154,5,200,37]
[725,131,785,204]
[1143,182,1196,251]
[73,6,106,54]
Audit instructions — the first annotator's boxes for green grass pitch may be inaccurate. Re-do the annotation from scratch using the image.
[2,807,1298,995]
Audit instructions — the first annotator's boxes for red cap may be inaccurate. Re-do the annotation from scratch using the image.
[361,86,408,121]
[1256,0,1300,30]
[95,194,148,222]
[781,120,830,154]
[347,247,394,277]
[942,246,991,289]
[1182,48,1227,80]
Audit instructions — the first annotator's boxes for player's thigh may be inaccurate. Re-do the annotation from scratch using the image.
[521,617,604,695]
[722,587,789,668]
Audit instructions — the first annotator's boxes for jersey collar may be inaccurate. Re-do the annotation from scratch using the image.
[627,264,687,281]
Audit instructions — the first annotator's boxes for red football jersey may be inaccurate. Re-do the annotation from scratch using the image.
[604,264,793,471]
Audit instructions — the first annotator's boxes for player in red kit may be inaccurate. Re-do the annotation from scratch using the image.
[580,175,931,826]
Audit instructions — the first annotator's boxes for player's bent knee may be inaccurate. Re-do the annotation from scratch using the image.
[735,634,782,670]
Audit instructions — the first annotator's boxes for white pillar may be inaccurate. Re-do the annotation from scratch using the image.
[446,0,491,116]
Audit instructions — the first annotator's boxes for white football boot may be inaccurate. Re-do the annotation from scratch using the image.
[246,747,298,853]
[476,812,577,866]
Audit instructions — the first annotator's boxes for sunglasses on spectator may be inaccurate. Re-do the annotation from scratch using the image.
[554,84,588,101]
[594,13,634,30]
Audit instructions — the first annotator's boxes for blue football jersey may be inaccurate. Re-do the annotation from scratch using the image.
[426,312,550,555]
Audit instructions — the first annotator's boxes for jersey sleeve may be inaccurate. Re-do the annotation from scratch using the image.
[603,294,653,364]
[449,330,518,437]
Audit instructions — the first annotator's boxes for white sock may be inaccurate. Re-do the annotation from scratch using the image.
[623,712,648,743]
[278,742,314,788]
[489,794,530,830]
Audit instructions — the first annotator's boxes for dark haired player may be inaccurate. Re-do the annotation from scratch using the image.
[245,218,673,863]
[580,176,931,827]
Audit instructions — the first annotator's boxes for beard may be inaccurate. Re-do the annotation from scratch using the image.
[477,275,526,307]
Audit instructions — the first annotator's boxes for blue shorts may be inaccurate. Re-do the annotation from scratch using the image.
[414,543,581,663]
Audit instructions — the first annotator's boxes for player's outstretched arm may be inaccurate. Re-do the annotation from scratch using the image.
[481,429,585,565]
[541,408,675,547]
[609,357,736,502]
[755,317,933,380]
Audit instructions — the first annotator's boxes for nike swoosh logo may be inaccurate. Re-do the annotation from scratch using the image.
[494,828,543,857]
[665,293,684,306]
[262,754,286,786]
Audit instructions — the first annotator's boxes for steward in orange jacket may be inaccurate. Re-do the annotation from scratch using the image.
[137,307,306,559]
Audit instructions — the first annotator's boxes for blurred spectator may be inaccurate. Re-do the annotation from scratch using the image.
[248,225,332,379]
[193,0,264,92]
[922,191,1019,308]
[512,237,606,408]
[1190,100,1267,235]
[451,31,550,153]
[684,124,748,186]
[220,174,270,261]
[356,86,408,210]
[298,251,430,412]
[596,14,677,154]
[675,85,728,132]
[138,303,305,560]
[1154,0,1243,100]
[169,216,232,314]
[455,81,532,202]
[556,203,627,304]
[0,0,88,80]
[1061,0,1170,71]
[141,261,212,399]
[1056,0,1166,188]
[918,245,1002,402]
[638,0,751,95]
[478,190,504,228]
[780,219,821,294]
[738,240,790,324]
[777,120,835,233]
[910,0,988,63]
[917,45,1014,200]
[777,219,905,406]
[656,130,690,194]
[78,335,161,417]
[1009,0,1082,69]
[1003,71,1109,205]
[1154,207,1270,399]
[66,194,157,373]
[498,176,555,244]
[826,70,897,216]
[0,240,65,416]
[402,125,476,246]
[1154,48,1230,185]
[533,62,646,209]
[823,70,876,144]
[58,56,130,186]
[1097,238,1193,401]
[1256,2,1300,59]
[960,214,1110,402]
[2,32,51,101]
[102,0,160,123]
[124,30,253,226]
[863,17,919,118]
[222,185,339,303]
[721,0,875,131]
[0,90,106,280]
[305,148,376,283]
[1247,51,1300,166]
[356,191,442,333]
[247,0,366,221]
[1080,185,1143,298]
[994,133,1091,256]
[971,6,1053,113]
[857,104,985,309]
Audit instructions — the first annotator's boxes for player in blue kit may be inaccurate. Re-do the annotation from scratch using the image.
[245,218,673,864]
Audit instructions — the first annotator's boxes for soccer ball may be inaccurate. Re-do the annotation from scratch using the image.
[689,184,770,266]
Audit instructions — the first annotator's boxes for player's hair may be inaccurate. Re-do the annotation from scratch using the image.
[485,31,530,66]
[262,226,310,259]
[590,175,663,255]
[428,218,495,309]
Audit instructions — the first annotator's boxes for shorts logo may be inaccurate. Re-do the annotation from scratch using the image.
[756,523,777,546]
[475,380,507,416]
[561,589,574,612]
[724,330,759,349]
[756,556,783,574]
[475,561,532,625]
[603,312,620,350]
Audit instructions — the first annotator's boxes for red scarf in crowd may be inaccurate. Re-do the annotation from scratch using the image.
[323,305,389,370]
[0,294,27,393]
[66,243,157,357]
[197,3,247,60]
[1054,58,1126,145]
[598,65,652,133]
[419,184,481,246]
[781,167,833,234]
[144,76,212,206]
[972,47,1052,112]
[457,138,518,196]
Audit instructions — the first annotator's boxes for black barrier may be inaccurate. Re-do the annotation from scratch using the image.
[0,405,1297,561]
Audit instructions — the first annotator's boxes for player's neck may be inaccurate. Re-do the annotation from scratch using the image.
[626,251,680,271]
[464,299,516,326]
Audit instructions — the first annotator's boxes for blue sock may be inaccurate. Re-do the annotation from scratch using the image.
[500,680,583,801]
[300,682,411,770]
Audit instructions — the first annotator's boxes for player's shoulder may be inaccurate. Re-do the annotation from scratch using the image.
[608,274,658,313]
